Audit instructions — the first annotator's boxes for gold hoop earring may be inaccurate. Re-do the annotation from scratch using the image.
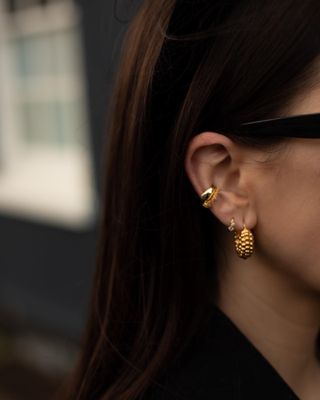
[233,223,254,259]
[200,184,220,208]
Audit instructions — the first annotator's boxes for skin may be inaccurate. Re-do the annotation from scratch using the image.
[184,87,320,400]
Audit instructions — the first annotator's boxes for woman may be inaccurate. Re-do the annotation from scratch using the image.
[60,0,320,399]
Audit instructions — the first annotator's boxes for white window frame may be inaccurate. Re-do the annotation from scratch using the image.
[0,0,98,230]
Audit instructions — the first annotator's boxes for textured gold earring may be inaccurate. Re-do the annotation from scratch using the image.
[200,184,220,208]
[233,223,254,259]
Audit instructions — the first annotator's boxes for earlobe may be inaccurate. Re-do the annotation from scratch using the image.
[200,182,257,260]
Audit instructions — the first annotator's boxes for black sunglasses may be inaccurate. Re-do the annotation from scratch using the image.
[223,112,320,138]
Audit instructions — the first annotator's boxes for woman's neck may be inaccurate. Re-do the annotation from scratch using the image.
[215,252,320,398]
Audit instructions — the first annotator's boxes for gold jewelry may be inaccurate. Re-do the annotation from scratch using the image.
[200,184,220,208]
[228,217,236,232]
[233,223,254,259]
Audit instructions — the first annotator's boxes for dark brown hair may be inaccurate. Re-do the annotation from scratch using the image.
[58,1,320,399]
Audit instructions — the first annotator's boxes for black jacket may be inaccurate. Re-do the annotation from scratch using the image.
[144,304,300,399]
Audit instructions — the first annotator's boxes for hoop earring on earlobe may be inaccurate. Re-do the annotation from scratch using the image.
[200,184,220,208]
[200,189,255,259]
[231,221,254,259]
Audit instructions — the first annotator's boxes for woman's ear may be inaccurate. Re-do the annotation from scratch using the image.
[184,131,257,231]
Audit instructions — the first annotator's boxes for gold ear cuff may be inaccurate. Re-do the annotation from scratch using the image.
[200,184,220,208]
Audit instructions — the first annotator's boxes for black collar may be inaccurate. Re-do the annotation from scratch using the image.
[146,303,300,399]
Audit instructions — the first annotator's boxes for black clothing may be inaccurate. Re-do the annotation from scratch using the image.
[145,304,300,399]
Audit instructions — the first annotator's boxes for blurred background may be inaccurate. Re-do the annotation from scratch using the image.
[0,0,137,398]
